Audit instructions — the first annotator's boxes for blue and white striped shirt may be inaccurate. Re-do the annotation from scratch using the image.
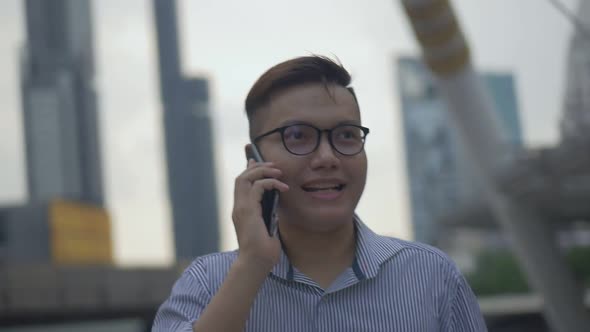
[153,217,487,331]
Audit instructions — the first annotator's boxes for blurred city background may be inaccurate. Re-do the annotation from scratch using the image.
[0,0,589,331]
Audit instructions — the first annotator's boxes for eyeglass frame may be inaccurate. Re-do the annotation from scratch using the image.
[252,123,370,156]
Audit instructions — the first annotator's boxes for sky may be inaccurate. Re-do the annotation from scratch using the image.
[0,0,579,266]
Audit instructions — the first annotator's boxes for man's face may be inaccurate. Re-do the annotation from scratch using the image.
[250,83,367,232]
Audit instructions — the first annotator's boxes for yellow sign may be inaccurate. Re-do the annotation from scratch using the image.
[49,199,113,265]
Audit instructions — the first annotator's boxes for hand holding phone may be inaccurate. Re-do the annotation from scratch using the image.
[248,144,280,237]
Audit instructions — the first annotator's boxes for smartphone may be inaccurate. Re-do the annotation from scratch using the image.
[249,144,279,237]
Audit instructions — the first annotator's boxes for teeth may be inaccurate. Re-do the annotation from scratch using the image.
[303,184,343,192]
[309,184,339,188]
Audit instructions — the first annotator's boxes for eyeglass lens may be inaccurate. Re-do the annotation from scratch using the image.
[282,124,365,155]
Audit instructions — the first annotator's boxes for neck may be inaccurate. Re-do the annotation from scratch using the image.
[278,217,356,281]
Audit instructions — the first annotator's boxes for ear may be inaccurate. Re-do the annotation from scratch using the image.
[244,144,254,162]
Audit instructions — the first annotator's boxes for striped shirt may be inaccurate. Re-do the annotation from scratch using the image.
[153,217,487,331]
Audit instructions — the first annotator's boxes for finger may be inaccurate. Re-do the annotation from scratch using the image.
[247,159,274,169]
[243,167,282,183]
[251,178,289,196]
[234,167,281,198]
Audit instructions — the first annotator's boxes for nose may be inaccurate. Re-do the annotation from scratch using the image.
[309,133,340,170]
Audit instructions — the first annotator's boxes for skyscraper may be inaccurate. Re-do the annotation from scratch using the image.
[397,57,523,245]
[20,0,104,206]
[152,0,219,260]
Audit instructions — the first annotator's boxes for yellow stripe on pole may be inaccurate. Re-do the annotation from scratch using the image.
[402,0,470,76]
[414,17,459,48]
[425,44,470,76]
[403,0,449,21]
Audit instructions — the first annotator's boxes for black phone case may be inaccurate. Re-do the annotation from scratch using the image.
[247,147,279,236]
[261,189,278,235]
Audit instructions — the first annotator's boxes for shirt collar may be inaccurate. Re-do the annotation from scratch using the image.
[353,214,406,279]
[270,215,405,281]
[270,245,292,280]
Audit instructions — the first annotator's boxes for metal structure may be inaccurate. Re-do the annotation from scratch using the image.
[399,0,590,331]
[440,144,590,230]
[560,0,590,144]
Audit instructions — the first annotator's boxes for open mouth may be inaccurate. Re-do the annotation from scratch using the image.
[302,184,345,192]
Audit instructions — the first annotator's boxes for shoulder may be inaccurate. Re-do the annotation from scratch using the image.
[378,235,462,277]
[182,250,239,287]
[389,237,453,261]
[370,238,486,328]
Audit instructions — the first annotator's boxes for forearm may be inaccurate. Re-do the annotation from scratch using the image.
[192,256,270,332]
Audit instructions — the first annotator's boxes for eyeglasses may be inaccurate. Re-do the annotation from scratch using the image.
[253,124,370,156]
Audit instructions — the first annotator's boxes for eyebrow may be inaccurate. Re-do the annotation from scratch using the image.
[278,119,361,127]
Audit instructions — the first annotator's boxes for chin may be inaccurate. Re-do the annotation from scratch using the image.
[298,208,354,232]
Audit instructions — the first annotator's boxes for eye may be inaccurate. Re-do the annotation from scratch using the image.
[336,127,361,140]
[283,125,311,141]
[284,129,302,140]
[342,131,354,139]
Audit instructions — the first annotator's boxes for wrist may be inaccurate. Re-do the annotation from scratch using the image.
[236,252,276,275]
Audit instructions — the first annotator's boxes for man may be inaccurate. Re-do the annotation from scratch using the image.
[153,55,487,331]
